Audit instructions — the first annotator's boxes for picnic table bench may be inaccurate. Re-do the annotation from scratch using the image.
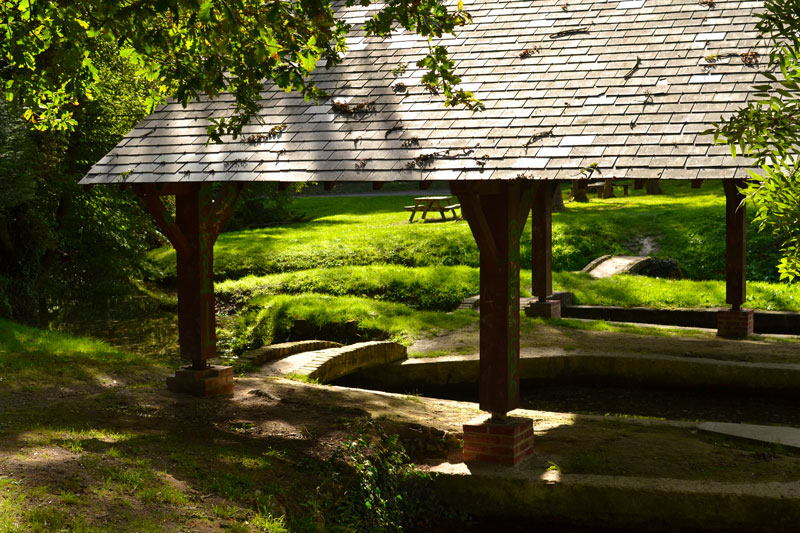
[405,195,461,222]
[586,179,632,198]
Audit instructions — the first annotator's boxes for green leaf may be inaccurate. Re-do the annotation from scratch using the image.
[198,1,214,22]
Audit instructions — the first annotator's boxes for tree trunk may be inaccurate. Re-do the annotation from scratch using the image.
[552,181,566,211]
[571,180,590,203]
[646,179,663,195]
[0,218,13,252]
[602,179,616,199]
[34,189,72,325]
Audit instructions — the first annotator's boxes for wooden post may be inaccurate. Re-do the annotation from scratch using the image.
[451,179,533,415]
[133,183,242,375]
[723,180,746,311]
[532,181,553,302]
[718,179,753,338]
[175,187,215,368]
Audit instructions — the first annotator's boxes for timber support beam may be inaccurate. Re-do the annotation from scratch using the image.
[718,179,752,338]
[133,183,243,395]
[451,179,535,465]
[526,181,561,318]
[450,179,534,415]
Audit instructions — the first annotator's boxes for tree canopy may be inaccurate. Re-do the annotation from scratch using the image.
[712,0,800,281]
[1,0,481,141]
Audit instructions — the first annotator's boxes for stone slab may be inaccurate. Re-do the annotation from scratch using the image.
[242,340,342,366]
[561,305,800,335]
[431,461,800,532]
[348,351,800,393]
[583,256,650,279]
[698,422,800,451]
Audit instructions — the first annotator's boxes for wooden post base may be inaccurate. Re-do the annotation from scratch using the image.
[463,415,534,466]
[166,365,234,397]
[524,299,561,319]
[549,291,574,308]
[717,309,754,339]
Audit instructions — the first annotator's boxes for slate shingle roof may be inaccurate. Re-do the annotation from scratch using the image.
[81,0,765,185]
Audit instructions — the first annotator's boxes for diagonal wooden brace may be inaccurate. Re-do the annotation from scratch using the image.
[132,184,190,256]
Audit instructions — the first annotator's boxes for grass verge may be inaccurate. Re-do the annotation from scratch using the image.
[216,265,483,312]
[558,272,800,312]
[0,318,166,389]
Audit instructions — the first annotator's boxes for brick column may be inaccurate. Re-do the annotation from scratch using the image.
[166,365,234,397]
[524,299,561,318]
[717,309,754,339]
[462,414,534,466]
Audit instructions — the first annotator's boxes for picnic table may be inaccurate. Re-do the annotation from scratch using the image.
[586,179,632,198]
[405,196,461,222]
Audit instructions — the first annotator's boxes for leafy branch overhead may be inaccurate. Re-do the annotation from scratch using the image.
[709,0,800,280]
[0,0,481,140]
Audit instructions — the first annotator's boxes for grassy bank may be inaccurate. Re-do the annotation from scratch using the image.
[216,265,484,312]
[558,273,800,312]
[230,293,477,353]
[216,266,800,315]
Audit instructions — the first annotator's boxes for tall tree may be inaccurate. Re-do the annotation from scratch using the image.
[1,0,482,141]
[712,0,800,281]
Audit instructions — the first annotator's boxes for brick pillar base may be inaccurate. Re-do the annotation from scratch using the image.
[462,415,534,466]
[717,309,754,339]
[166,365,234,397]
[524,299,561,319]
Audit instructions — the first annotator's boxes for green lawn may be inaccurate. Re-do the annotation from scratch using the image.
[149,181,783,284]
[0,320,445,532]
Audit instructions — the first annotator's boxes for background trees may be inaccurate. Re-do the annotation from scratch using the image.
[1,0,478,139]
[0,43,161,322]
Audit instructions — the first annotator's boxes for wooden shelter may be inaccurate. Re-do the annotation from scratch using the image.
[81,0,765,464]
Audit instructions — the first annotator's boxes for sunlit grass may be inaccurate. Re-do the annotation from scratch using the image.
[216,265,487,311]
[217,266,800,314]
[0,319,163,388]
[523,317,708,338]
[0,476,24,533]
[557,272,800,312]
[149,181,784,284]
[233,293,477,352]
